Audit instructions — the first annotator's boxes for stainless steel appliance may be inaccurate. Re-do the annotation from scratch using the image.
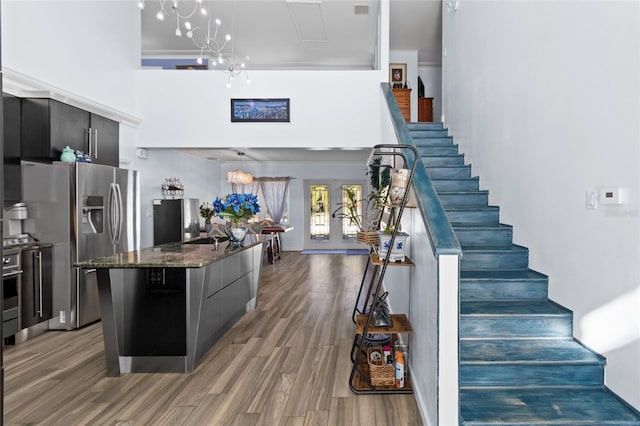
[3,203,28,239]
[153,198,199,245]
[2,251,21,341]
[22,161,140,330]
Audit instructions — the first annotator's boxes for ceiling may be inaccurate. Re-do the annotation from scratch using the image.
[141,0,442,161]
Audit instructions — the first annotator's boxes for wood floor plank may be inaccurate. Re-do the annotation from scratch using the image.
[2,252,422,425]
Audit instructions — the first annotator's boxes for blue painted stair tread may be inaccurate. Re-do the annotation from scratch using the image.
[460,388,640,425]
[432,176,480,191]
[460,269,548,280]
[460,339,603,364]
[460,244,530,270]
[411,131,450,138]
[445,206,501,224]
[406,122,443,130]
[460,269,549,301]
[453,224,513,245]
[439,190,490,207]
[424,164,472,179]
[460,300,571,316]
[413,137,455,146]
[415,144,459,155]
[421,155,466,167]
[460,339,605,388]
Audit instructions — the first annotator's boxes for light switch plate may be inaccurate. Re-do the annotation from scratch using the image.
[586,190,598,209]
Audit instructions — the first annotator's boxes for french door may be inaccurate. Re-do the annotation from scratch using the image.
[303,179,366,250]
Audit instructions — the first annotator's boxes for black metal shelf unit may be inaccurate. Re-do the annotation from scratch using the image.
[349,144,418,394]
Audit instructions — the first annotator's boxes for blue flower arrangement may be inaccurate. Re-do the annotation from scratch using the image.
[213,193,261,225]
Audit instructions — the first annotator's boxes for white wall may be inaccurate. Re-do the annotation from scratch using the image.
[126,149,222,249]
[443,0,640,408]
[1,0,139,117]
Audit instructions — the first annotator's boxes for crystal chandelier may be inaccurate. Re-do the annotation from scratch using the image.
[139,0,250,87]
[139,0,232,66]
[227,170,253,185]
[224,56,251,88]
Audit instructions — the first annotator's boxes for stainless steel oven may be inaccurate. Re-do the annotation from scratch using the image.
[2,251,22,343]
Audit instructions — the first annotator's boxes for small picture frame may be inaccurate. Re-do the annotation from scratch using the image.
[231,98,290,122]
[389,63,407,88]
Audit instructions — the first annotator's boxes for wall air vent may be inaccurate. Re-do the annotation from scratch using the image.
[354,5,369,15]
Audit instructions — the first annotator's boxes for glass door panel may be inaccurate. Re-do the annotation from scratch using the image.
[341,184,363,240]
[310,184,330,242]
[304,180,365,250]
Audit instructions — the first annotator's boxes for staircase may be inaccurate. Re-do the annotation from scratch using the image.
[407,122,640,425]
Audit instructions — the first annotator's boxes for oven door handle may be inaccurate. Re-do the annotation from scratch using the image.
[2,270,23,278]
[37,251,43,317]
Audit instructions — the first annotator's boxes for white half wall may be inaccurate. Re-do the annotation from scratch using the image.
[443,0,640,408]
[133,69,385,149]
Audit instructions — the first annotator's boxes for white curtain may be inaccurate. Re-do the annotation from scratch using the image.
[231,181,260,195]
[257,177,290,224]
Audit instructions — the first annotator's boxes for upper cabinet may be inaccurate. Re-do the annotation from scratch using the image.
[3,93,22,205]
[88,113,119,167]
[21,98,119,167]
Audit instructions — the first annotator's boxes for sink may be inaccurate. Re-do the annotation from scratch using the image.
[184,236,229,245]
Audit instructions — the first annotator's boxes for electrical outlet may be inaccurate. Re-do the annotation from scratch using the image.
[60,310,66,323]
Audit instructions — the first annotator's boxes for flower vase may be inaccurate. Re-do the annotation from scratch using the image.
[229,225,248,244]
[205,222,213,234]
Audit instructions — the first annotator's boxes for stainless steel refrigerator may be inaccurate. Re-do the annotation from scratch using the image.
[22,161,140,330]
[152,198,199,245]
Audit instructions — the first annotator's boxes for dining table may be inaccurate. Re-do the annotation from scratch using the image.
[261,225,293,263]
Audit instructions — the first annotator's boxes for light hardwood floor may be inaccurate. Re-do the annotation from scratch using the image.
[3,252,422,425]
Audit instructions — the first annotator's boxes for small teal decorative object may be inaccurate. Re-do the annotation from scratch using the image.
[60,146,76,163]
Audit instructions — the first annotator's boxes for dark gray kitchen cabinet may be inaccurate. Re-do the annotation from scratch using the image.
[89,113,119,167]
[3,93,21,206]
[20,246,53,330]
[21,98,119,167]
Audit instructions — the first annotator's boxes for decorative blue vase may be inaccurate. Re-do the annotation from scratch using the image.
[60,146,76,163]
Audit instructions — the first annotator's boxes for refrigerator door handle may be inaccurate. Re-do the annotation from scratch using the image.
[109,183,118,245]
[37,251,43,318]
[114,183,124,244]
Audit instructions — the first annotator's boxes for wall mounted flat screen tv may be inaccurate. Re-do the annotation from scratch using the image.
[231,98,290,122]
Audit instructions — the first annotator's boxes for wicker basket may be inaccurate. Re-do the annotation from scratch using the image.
[367,346,395,387]
[357,231,379,246]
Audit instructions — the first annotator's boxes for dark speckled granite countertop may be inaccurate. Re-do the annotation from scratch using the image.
[74,234,270,269]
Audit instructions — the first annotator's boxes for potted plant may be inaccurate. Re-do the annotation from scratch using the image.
[331,158,393,246]
[212,193,261,243]
[200,202,215,233]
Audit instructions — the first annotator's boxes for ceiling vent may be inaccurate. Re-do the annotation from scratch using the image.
[287,0,328,42]
[354,5,369,15]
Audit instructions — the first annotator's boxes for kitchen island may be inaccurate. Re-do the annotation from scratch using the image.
[75,235,270,376]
